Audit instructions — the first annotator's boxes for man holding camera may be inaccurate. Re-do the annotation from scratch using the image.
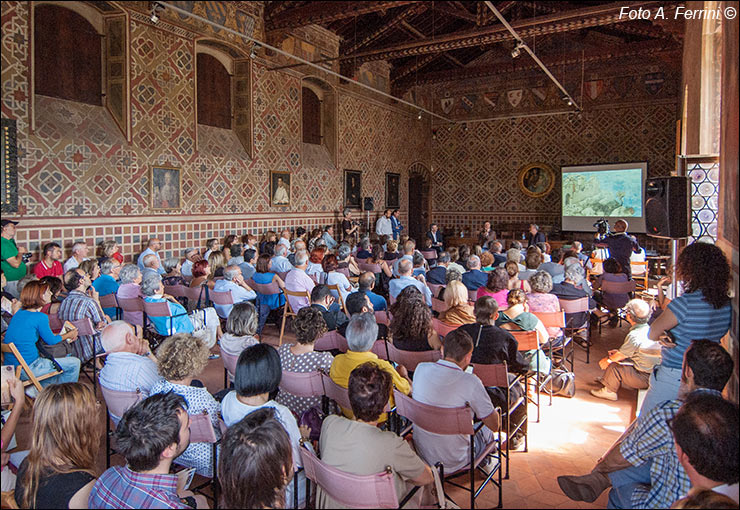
[595,219,640,279]
[1,219,28,298]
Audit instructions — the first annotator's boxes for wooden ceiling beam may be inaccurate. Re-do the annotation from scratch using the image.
[338,1,672,64]
[431,2,477,23]
[342,3,428,55]
[395,20,465,77]
[267,1,421,30]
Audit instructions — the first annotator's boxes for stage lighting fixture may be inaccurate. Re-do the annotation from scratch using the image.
[511,40,524,59]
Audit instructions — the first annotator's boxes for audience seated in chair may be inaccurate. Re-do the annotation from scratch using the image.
[239,248,258,282]
[355,271,387,312]
[389,258,432,307]
[591,299,661,401]
[15,383,100,509]
[271,243,294,274]
[476,268,510,310]
[558,340,734,508]
[330,313,411,421]
[89,392,208,509]
[427,251,449,285]
[38,275,64,320]
[496,289,552,375]
[550,263,596,333]
[526,270,563,341]
[0,373,25,495]
[389,286,440,352]
[116,264,144,324]
[538,248,565,284]
[412,329,501,474]
[212,265,256,319]
[63,241,89,274]
[593,257,631,327]
[161,257,186,287]
[439,280,475,326]
[284,250,315,313]
[461,255,488,293]
[505,260,531,293]
[180,247,201,279]
[321,254,354,303]
[150,333,221,477]
[227,243,244,266]
[338,291,388,340]
[59,268,107,362]
[318,362,434,508]
[219,408,294,509]
[137,237,164,275]
[220,301,259,357]
[276,306,333,416]
[310,284,347,332]
[93,258,122,318]
[519,247,543,282]
[392,240,416,277]
[208,250,227,278]
[33,242,64,279]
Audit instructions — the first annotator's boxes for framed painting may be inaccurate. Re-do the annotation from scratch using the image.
[344,169,362,209]
[150,166,181,210]
[385,172,400,209]
[518,162,555,198]
[270,170,291,207]
[1,118,18,213]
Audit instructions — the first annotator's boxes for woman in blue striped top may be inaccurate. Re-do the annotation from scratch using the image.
[642,242,731,414]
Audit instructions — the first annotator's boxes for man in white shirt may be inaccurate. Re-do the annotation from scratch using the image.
[412,329,500,474]
[180,248,200,278]
[213,265,257,318]
[375,209,393,238]
[278,229,292,251]
[284,251,315,313]
[389,259,432,307]
[271,244,294,273]
[99,321,163,422]
[63,241,89,273]
[137,237,164,275]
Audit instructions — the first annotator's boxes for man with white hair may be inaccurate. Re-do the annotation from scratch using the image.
[63,241,89,273]
[461,255,487,291]
[212,265,256,319]
[288,239,306,266]
[284,251,315,312]
[140,253,160,279]
[99,321,162,421]
[180,247,200,278]
[137,237,164,275]
[551,264,596,339]
[591,299,661,401]
[278,229,291,251]
[389,258,432,306]
[271,243,294,273]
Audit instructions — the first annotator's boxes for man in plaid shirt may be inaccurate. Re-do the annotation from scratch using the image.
[89,392,207,509]
[557,340,734,508]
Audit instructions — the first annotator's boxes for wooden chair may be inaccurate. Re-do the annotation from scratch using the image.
[281,289,310,346]
[630,260,649,290]
[510,330,551,423]
[327,284,349,317]
[587,258,604,279]
[1,343,62,394]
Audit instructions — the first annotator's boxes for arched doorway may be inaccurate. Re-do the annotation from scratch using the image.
[407,162,431,245]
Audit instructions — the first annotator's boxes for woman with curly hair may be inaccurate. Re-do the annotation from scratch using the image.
[276,306,333,416]
[439,280,475,326]
[505,260,531,293]
[389,286,441,352]
[15,383,101,509]
[150,333,221,477]
[642,242,732,413]
[476,267,510,309]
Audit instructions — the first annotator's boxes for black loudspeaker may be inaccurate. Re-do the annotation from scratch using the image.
[363,197,374,211]
[645,176,691,239]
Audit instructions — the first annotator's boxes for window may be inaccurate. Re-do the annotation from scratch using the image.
[197,53,232,129]
[302,86,322,144]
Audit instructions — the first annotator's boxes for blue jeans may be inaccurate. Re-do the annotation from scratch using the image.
[20,356,81,387]
[639,365,682,415]
[607,460,652,509]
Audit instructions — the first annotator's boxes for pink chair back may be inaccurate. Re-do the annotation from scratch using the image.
[374,310,390,326]
[392,389,475,435]
[163,284,188,298]
[299,442,400,509]
[421,250,438,261]
[99,293,119,310]
[189,412,218,443]
[116,297,145,327]
[248,277,282,295]
[370,339,389,360]
[185,285,207,307]
[386,341,441,372]
[600,279,636,295]
[358,262,381,274]
[277,271,289,282]
[336,267,351,279]
[70,317,97,336]
[219,345,239,382]
[208,289,234,305]
[314,330,348,352]
[320,372,352,410]
[468,288,478,302]
[510,330,539,351]
[308,273,320,283]
[100,385,143,420]
[431,297,448,314]
[470,362,510,388]
[47,313,64,332]
[432,317,457,337]
[279,370,325,398]
[427,283,445,297]
[141,300,172,317]
[389,294,397,306]
[558,297,590,314]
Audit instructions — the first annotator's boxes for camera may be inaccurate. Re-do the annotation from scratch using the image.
[21,252,33,263]
[593,217,610,236]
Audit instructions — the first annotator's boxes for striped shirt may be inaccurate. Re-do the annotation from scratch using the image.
[663,290,731,368]
[58,290,104,362]
[99,352,163,421]
[88,466,187,509]
[619,389,721,508]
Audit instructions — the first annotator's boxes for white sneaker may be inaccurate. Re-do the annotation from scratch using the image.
[590,387,618,401]
[479,455,500,475]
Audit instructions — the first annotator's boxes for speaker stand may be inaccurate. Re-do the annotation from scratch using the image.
[669,239,679,300]
[366,210,370,235]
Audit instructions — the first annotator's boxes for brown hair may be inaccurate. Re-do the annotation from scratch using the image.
[192,259,209,278]
[20,280,49,310]
[442,329,474,363]
[292,306,327,345]
[156,333,210,381]
[480,251,494,268]
[390,286,432,344]
[677,242,731,309]
[309,247,326,264]
[447,246,460,262]
[474,296,499,324]
[256,253,272,273]
[21,383,101,508]
[208,250,227,276]
[504,260,520,278]
[507,288,527,306]
[348,362,392,422]
[321,254,339,273]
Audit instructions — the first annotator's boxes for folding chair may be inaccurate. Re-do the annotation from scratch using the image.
[99,384,143,467]
[510,330,551,423]
[594,279,636,333]
[374,310,390,327]
[187,413,223,506]
[314,329,348,352]
[282,288,310,346]
[587,257,604,279]
[427,283,445,298]
[431,297,448,314]
[421,250,438,264]
[336,267,351,279]
[468,288,479,303]
[320,371,352,412]
[219,344,239,388]
[205,288,234,332]
[630,260,649,291]
[386,341,441,373]
[393,390,503,509]
[1,342,62,394]
[116,296,145,329]
[471,362,527,478]
[358,261,382,274]
[327,284,348,317]
[98,293,120,320]
[531,310,572,372]
[432,317,457,338]
[277,271,290,283]
[142,300,203,351]
[298,440,417,509]
[279,370,324,403]
[558,297,592,364]
[69,317,102,391]
[163,284,189,301]
[184,285,208,310]
[371,339,390,360]
[248,278,284,333]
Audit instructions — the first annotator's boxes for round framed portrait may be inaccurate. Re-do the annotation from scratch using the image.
[518,162,556,198]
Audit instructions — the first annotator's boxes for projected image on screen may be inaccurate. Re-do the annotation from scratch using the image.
[563,168,643,217]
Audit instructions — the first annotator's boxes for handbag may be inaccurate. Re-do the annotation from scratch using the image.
[298,406,323,442]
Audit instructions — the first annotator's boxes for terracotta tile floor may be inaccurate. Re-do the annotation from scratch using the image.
[10,317,636,509]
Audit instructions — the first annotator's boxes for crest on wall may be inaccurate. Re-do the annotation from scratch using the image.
[483,91,497,109]
[507,89,523,108]
[611,76,634,98]
[531,87,547,105]
[441,97,455,114]
[461,94,477,113]
[585,80,604,100]
[644,72,665,95]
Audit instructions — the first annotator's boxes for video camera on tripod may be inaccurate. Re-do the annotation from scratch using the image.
[593,217,610,239]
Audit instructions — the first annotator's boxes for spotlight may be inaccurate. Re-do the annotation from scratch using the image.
[250,43,261,59]
[149,2,163,23]
[562,95,573,107]
[417,111,423,120]
[511,40,524,59]
[463,123,468,132]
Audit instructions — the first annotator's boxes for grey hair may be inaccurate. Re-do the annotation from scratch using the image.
[438,251,451,263]
[624,299,651,324]
[183,247,197,257]
[119,264,141,284]
[275,244,288,257]
[491,241,503,253]
[468,255,481,268]
[140,272,162,296]
[143,253,158,268]
[295,251,308,266]
[162,257,180,273]
[345,312,378,352]
[445,268,462,284]
[100,258,119,275]
[337,243,351,260]
[506,248,521,263]
[563,256,581,269]
[223,265,241,281]
[71,241,87,254]
[226,301,258,337]
[360,238,371,250]
[17,274,38,295]
[101,320,134,352]
[572,241,582,251]
[528,270,553,293]
[564,263,585,285]
[398,258,413,275]
[343,207,352,217]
